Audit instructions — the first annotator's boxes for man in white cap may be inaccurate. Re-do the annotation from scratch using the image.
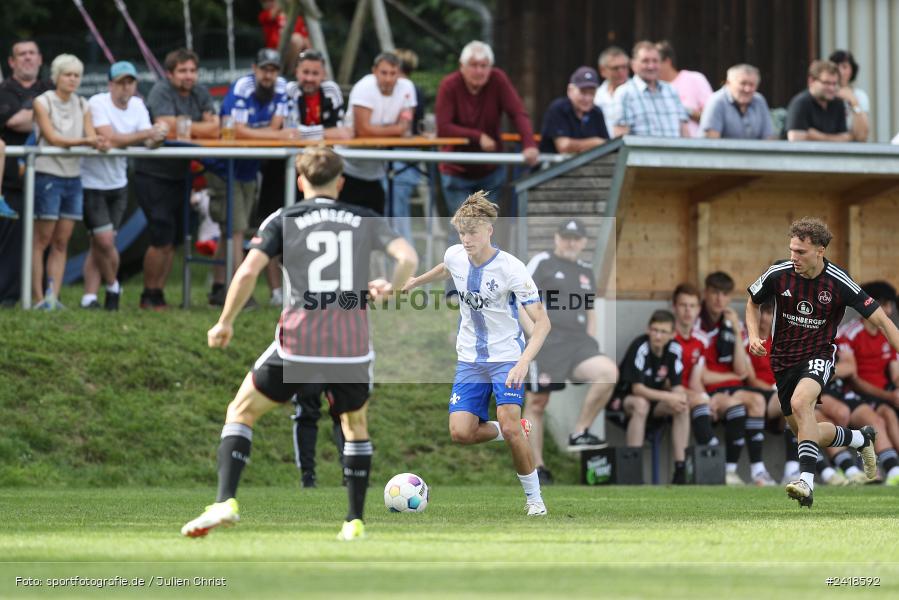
[80,61,167,310]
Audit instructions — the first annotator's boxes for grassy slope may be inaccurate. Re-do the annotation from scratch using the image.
[0,268,579,488]
[1,486,897,598]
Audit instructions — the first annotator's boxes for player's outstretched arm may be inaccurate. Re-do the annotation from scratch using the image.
[386,237,419,294]
[744,298,766,356]
[867,307,899,356]
[517,304,535,339]
[506,302,551,388]
[402,262,449,291]
[208,249,270,349]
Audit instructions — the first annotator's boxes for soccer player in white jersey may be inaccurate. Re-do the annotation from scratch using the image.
[403,191,552,516]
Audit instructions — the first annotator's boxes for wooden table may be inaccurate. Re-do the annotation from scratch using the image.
[192,136,469,148]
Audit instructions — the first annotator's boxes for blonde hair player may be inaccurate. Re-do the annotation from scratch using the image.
[403,191,551,516]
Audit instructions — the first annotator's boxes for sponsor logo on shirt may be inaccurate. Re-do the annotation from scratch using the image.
[865,297,874,307]
[462,290,488,311]
[781,289,792,297]
[797,300,813,315]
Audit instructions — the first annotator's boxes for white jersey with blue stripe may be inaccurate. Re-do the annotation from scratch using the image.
[444,244,541,363]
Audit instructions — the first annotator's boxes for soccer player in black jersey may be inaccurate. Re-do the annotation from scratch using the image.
[746,217,899,507]
[181,148,418,539]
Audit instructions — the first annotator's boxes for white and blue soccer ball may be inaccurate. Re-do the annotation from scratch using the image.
[384,473,429,513]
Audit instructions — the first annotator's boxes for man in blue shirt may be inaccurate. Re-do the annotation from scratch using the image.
[700,64,774,140]
[538,67,609,154]
[208,48,290,306]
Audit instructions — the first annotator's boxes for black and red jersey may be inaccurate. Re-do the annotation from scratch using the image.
[250,197,398,362]
[747,258,878,373]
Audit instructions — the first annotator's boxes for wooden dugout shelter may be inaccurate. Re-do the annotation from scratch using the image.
[515,138,899,300]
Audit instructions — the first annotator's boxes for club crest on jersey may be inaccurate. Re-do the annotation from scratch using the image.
[486,278,499,292]
[818,290,832,304]
[797,300,814,315]
[462,290,488,311]
[656,365,669,381]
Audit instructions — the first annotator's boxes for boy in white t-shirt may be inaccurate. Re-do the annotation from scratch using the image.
[403,191,552,516]
[339,52,416,214]
[80,62,166,310]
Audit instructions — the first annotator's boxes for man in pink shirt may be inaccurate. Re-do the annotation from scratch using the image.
[657,41,713,138]
[435,40,538,214]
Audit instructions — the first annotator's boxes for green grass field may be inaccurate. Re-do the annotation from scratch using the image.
[2,486,898,599]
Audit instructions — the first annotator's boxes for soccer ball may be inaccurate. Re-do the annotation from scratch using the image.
[384,473,429,513]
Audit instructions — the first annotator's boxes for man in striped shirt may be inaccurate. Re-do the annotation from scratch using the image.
[746,217,899,507]
[613,40,689,138]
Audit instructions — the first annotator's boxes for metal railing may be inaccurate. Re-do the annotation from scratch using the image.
[3,145,567,309]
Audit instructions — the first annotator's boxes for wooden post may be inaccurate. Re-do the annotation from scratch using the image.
[299,0,334,81]
[848,204,862,281]
[370,0,396,51]
[338,0,370,86]
[278,0,302,74]
[696,202,711,288]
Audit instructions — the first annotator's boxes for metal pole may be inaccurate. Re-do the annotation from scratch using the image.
[284,152,297,207]
[224,0,236,73]
[182,0,193,50]
[225,159,235,289]
[20,152,35,309]
[299,0,335,81]
[339,0,370,86]
[370,0,395,51]
[182,170,192,308]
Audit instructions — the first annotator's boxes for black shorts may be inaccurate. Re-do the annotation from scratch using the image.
[251,342,370,413]
[529,332,601,393]
[83,187,128,234]
[774,350,836,417]
[134,172,186,247]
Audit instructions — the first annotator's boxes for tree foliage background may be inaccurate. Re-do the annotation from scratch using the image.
[0,0,493,83]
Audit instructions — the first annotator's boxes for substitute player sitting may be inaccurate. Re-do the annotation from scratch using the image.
[522,219,619,485]
[403,192,552,516]
[836,281,899,484]
[613,310,690,483]
[746,217,899,507]
[181,147,417,540]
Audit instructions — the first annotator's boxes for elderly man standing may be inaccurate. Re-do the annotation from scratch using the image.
[700,64,775,140]
[0,40,52,304]
[595,46,630,137]
[613,41,688,138]
[435,40,538,214]
[538,66,608,154]
[785,60,851,142]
